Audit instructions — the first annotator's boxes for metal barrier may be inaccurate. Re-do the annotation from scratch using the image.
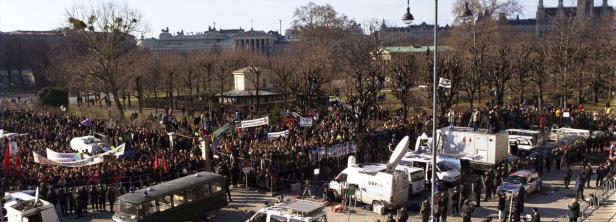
[551,174,616,222]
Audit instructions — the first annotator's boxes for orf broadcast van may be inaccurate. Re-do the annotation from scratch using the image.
[329,136,410,213]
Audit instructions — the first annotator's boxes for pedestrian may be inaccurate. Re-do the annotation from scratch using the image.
[73,188,82,218]
[473,182,481,207]
[99,184,107,212]
[596,164,608,187]
[439,192,449,222]
[585,164,593,187]
[461,199,475,222]
[386,213,396,222]
[484,169,495,201]
[568,199,580,222]
[448,109,456,129]
[59,187,68,215]
[397,207,409,222]
[575,176,584,200]
[531,207,541,222]
[472,110,480,131]
[564,165,572,189]
[497,194,506,222]
[420,200,430,222]
[451,188,460,215]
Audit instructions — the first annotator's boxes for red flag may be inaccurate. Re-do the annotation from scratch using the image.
[13,154,21,175]
[153,155,159,170]
[3,141,10,176]
[162,158,169,173]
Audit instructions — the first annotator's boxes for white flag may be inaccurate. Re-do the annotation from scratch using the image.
[438,77,452,88]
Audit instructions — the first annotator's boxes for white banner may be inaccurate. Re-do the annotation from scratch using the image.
[299,117,313,127]
[438,77,452,88]
[0,129,3,138]
[33,144,125,167]
[9,142,18,156]
[267,130,289,141]
[239,117,269,128]
[46,148,82,163]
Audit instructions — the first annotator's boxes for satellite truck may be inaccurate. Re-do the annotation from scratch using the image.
[329,136,410,214]
[2,188,59,222]
[436,127,509,172]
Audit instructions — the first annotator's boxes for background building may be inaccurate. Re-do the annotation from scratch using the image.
[142,27,287,54]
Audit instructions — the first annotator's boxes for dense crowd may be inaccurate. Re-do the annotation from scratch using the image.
[2,100,616,220]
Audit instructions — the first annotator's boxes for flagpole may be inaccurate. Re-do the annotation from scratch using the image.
[431,0,438,221]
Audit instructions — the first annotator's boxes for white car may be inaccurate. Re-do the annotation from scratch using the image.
[247,200,327,222]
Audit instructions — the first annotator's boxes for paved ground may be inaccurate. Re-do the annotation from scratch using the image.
[57,162,605,222]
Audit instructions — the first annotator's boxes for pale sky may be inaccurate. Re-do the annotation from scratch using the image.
[0,0,585,38]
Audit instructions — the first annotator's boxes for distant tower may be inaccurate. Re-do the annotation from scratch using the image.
[577,0,592,18]
[536,0,545,36]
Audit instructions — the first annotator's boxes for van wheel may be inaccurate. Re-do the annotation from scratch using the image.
[372,201,384,215]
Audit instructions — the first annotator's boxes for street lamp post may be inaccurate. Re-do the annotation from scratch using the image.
[403,1,437,221]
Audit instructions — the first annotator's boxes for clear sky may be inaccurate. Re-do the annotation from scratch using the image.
[0,0,552,37]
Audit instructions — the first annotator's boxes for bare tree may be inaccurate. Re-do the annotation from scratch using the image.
[485,46,514,106]
[267,53,297,107]
[292,2,360,48]
[510,44,532,104]
[387,53,419,122]
[64,1,145,114]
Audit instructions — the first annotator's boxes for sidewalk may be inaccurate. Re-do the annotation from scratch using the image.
[583,190,616,222]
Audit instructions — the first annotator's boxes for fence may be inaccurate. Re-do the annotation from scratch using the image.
[551,174,616,222]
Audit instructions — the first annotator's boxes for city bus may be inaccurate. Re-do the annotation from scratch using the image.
[112,171,228,222]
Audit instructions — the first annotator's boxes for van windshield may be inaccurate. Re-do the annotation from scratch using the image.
[410,171,425,181]
[436,162,453,171]
[118,200,139,220]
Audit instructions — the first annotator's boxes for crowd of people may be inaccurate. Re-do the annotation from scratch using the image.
[2,100,616,221]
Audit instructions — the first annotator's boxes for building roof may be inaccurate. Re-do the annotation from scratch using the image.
[384,45,453,53]
[382,22,454,32]
[221,90,279,97]
[234,29,277,39]
[507,18,536,26]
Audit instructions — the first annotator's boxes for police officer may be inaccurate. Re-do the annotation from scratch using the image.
[473,181,482,207]
[73,188,82,218]
[91,185,99,212]
[80,186,88,215]
[99,184,107,212]
[68,188,76,215]
[107,186,117,212]
[59,187,68,215]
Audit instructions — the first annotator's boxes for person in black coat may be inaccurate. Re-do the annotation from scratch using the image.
[397,207,409,222]
[461,199,475,222]
[107,186,117,212]
[531,207,541,222]
[99,184,107,212]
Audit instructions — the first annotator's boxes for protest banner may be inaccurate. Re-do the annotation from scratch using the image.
[267,130,289,140]
[299,117,313,127]
[33,143,125,167]
[239,117,269,128]
[46,148,82,162]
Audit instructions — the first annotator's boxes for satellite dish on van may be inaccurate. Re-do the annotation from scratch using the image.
[386,136,410,171]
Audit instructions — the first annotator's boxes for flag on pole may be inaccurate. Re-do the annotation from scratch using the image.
[438,77,452,88]
[153,155,159,170]
[3,141,10,176]
[14,154,21,175]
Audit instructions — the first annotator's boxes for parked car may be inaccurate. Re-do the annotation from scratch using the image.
[498,170,542,195]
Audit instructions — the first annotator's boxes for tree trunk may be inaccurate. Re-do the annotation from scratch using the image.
[154,89,159,114]
[111,89,125,115]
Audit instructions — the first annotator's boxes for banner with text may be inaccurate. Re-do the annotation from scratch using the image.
[239,117,269,128]
[34,144,125,167]
[267,130,289,141]
[299,117,313,127]
[46,148,82,163]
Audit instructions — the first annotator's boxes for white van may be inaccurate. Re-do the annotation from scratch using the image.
[394,165,425,195]
[506,129,545,151]
[247,199,327,222]
[69,136,109,154]
[399,152,461,184]
[3,191,59,222]
[329,136,411,212]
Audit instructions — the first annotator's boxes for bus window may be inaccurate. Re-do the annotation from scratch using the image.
[119,200,141,219]
[201,183,211,196]
[158,196,173,212]
[211,180,223,192]
[173,192,186,207]
[146,200,157,215]
[186,187,198,202]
